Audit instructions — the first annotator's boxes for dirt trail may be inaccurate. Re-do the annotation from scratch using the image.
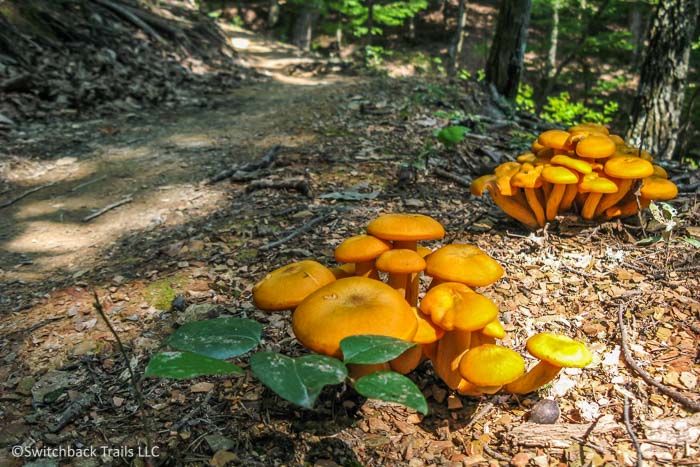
[0,26,353,296]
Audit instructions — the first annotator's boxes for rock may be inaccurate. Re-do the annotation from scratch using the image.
[171,294,187,311]
[175,303,221,325]
[15,376,36,396]
[205,434,236,453]
[529,399,560,424]
[31,371,74,405]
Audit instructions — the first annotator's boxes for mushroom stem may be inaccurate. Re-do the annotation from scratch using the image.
[542,181,553,200]
[355,261,379,279]
[489,188,539,229]
[505,360,561,394]
[457,379,501,396]
[389,345,423,374]
[434,330,471,390]
[559,183,578,213]
[581,192,603,219]
[524,188,546,227]
[546,184,566,221]
[427,277,444,290]
[348,362,391,380]
[605,197,651,219]
[469,331,496,348]
[387,273,408,299]
[594,179,633,217]
[407,272,420,307]
[394,240,417,251]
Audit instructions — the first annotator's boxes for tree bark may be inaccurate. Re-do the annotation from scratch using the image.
[546,0,559,80]
[267,0,280,28]
[448,0,468,76]
[626,0,698,160]
[293,4,319,50]
[485,0,532,100]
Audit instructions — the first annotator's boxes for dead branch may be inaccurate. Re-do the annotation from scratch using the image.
[260,210,336,252]
[433,167,472,187]
[0,182,55,209]
[70,175,107,192]
[92,0,166,44]
[618,303,700,412]
[246,178,312,198]
[49,390,96,433]
[207,145,282,184]
[508,418,623,451]
[624,395,643,467]
[83,195,133,222]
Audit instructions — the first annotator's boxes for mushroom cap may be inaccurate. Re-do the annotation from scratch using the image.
[459,344,526,387]
[640,176,678,200]
[480,318,506,339]
[550,155,593,175]
[538,129,572,150]
[541,165,580,184]
[330,263,355,279]
[420,282,498,331]
[526,332,592,368]
[375,249,426,274]
[568,122,609,135]
[292,277,417,358]
[494,162,522,196]
[531,140,545,152]
[604,156,654,179]
[334,234,391,263]
[412,307,445,344]
[511,163,544,188]
[608,134,625,146]
[578,173,619,194]
[417,246,433,258]
[517,152,537,163]
[253,260,336,311]
[471,174,497,196]
[367,213,445,242]
[426,244,504,287]
[575,134,617,159]
[652,165,669,179]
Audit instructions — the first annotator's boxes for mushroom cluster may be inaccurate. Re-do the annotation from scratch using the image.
[471,122,679,228]
[252,213,591,396]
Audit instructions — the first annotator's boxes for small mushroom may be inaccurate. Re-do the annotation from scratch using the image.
[594,156,654,217]
[578,172,619,219]
[511,163,546,227]
[425,244,504,289]
[367,213,445,251]
[375,248,426,306]
[574,134,616,159]
[420,282,498,331]
[253,260,336,311]
[541,165,579,221]
[334,234,391,279]
[506,332,592,395]
[458,344,525,394]
[538,129,573,150]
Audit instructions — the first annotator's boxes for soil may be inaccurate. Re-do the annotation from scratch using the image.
[1,25,699,467]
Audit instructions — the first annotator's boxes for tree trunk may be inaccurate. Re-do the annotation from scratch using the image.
[268,0,280,28]
[293,5,319,50]
[626,0,697,160]
[546,0,559,80]
[448,0,468,76]
[367,0,375,45]
[485,0,532,100]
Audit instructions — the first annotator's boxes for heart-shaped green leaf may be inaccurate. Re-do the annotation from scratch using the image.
[341,335,416,364]
[250,352,348,409]
[436,125,470,147]
[166,317,262,359]
[145,351,243,379]
[355,371,428,415]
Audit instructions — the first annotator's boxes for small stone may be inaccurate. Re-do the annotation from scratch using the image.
[191,382,214,393]
[529,399,560,424]
[32,371,73,405]
[205,434,236,452]
[510,452,530,467]
[171,295,187,311]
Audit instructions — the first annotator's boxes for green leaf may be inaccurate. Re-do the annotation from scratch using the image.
[636,236,662,246]
[436,125,470,147]
[355,371,428,415]
[341,335,416,364]
[166,317,262,359]
[250,352,348,409]
[682,237,700,248]
[145,351,243,380]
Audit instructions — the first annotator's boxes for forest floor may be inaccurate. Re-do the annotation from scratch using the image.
[1,25,699,467]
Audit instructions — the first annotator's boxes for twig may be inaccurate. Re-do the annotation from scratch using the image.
[83,195,133,222]
[70,175,107,192]
[49,390,96,432]
[560,263,607,279]
[571,414,609,455]
[618,304,700,411]
[92,291,151,450]
[466,399,494,428]
[246,178,312,198]
[0,182,55,209]
[167,391,213,433]
[432,167,472,187]
[92,0,166,44]
[624,395,643,467]
[483,443,510,462]
[207,145,281,184]
[259,210,335,252]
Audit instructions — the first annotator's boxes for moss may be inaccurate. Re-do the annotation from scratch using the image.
[143,273,187,311]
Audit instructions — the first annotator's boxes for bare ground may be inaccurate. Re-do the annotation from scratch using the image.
[1,27,699,467]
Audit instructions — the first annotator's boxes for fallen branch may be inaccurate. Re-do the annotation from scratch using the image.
[0,182,55,209]
[70,175,107,192]
[83,195,133,222]
[92,0,166,44]
[260,210,335,252]
[624,394,643,467]
[246,178,312,198]
[433,167,472,187]
[207,145,281,184]
[49,390,96,433]
[618,304,700,412]
[168,391,213,433]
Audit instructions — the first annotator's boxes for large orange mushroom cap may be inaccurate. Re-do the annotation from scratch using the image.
[459,344,525,387]
[367,213,445,243]
[538,129,572,150]
[420,282,498,331]
[426,244,504,287]
[640,176,678,200]
[291,277,417,358]
[575,134,617,159]
[253,260,336,311]
[334,234,391,263]
[604,156,654,179]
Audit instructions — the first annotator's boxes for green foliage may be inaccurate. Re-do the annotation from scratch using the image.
[326,0,427,38]
[434,125,470,148]
[145,351,243,379]
[540,92,616,126]
[145,319,428,413]
[363,45,392,70]
[355,371,428,415]
[516,83,536,113]
[250,353,348,409]
[341,335,416,364]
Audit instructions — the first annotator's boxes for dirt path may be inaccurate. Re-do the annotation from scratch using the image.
[0,26,353,302]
